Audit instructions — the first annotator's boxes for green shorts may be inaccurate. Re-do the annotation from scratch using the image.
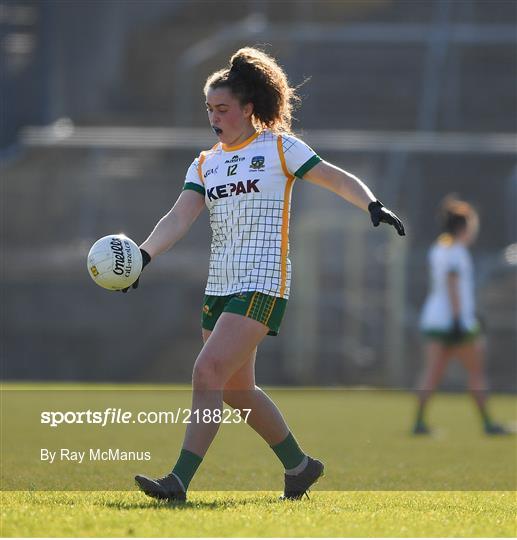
[201,292,288,336]
[422,325,481,346]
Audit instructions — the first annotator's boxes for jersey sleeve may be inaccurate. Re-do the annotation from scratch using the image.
[281,134,322,178]
[183,157,206,196]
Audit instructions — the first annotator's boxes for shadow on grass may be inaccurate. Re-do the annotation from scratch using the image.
[12,491,284,509]
[102,494,282,510]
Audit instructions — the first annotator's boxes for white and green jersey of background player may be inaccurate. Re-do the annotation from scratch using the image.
[183,129,321,300]
[420,236,479,342]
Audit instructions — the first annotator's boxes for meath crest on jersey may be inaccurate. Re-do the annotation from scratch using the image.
[249,155,265,171]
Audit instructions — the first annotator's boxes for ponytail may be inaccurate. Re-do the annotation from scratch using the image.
[205,47,301,134]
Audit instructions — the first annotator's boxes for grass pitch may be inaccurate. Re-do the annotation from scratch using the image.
[1,490,515,537]
[1,384,515,537]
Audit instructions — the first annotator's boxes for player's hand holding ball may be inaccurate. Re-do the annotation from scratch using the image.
[87,234,151,292]
[120,248,151,293]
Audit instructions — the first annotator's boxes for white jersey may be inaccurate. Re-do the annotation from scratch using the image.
[420,237,477,331]
[183,130,321,298]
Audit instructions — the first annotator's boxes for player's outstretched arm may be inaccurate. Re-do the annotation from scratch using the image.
[303,160,405,236]
[140,189,206,258]
[121,190,205,293]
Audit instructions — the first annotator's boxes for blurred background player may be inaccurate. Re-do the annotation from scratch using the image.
[414,195,508,435]
[129,47,405,502]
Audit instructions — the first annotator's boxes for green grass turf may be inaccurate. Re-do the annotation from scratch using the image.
[1,490,515,537]
[1,384,516,536]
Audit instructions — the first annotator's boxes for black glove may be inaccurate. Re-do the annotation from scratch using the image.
[368,200,406,236]
[121,249,151,293]
[449,317,465,341]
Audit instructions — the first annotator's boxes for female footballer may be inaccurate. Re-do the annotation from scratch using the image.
[130,47,405,502]
[414,195,507,435]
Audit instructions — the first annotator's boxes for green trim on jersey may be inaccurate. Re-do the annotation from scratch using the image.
[183,182,205,195]
[202,292,288,336]
[294,154,322,178]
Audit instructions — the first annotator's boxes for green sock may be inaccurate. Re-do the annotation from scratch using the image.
[472,393,492,427]
[415,404,425,426]
[171,449,203,491]
[270,432,306,470]
[479,407,491,427]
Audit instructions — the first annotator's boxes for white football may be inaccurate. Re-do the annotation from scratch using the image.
[87,234,143,290]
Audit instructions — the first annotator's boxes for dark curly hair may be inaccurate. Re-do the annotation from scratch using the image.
[204,47,301,134]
